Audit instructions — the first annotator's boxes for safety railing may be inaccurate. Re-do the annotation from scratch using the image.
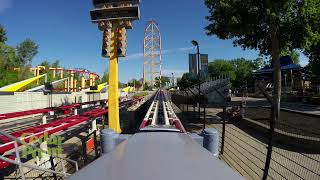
[0,130,78,180]
[171,86,320,180]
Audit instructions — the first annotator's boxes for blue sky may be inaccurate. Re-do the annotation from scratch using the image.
[0,0,309,82]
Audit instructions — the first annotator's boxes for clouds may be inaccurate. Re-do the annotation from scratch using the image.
[162,47,193,54]
[123,52,144,61]
[0,0,13,13]
[123,46,193,61]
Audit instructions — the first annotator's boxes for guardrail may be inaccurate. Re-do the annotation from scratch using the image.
[0,130,78,179]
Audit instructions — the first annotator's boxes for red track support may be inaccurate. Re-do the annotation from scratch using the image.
[0,115,89,154]
[82,108,108,118]
[0,109,51,121]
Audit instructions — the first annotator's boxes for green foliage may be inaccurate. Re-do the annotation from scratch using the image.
[143,83,152,91]
[0,67,19,87]
[306,60,320,78]
[0,25,7,44]
[177,73,198,89]
[39,60,51,69]
[37,60,62,84]
[208,58,260,88]
[154,76,170,88]
[304,33,320,77]
[280,49,300,64]
[0,66,34,88]
[119,82,126,88]
[128,78,142,88]
[208,59,236,80]
[16,39,39,65]
[204,0,316,55]
[0,25,39,87]
[204,0,320,121]
[0,43,18,69]
[101,70,109,83]
[51,60,60,68]
[252,57,266,70]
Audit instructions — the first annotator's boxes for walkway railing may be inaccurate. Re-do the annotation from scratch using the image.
[171,85,320,180]
[0,130,78,179]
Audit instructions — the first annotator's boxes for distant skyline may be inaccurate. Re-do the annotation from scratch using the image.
[0,0,309,82]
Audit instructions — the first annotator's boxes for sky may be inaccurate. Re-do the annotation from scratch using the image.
[0,0,309,82]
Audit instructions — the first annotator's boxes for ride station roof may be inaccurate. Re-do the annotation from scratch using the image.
[253,56,304,74]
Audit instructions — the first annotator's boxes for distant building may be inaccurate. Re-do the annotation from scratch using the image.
[200,54,209,78]
[189,54,209,78]
[189,54,197,75]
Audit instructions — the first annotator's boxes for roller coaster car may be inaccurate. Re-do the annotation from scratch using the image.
[68,131,243,180]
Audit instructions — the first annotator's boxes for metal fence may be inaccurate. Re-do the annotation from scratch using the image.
[217,107,320,180]
[171,89,320,180]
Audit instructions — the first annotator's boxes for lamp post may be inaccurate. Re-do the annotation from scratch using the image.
[191,40,201,125]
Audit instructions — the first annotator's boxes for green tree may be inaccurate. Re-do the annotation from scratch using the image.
[0,43,18,69]
[128,79,142,88]
[177,73,198,89]
[208,59,235,80]
[119,82,127,88]
[305,44,320,77]
[280,49,300,64]
[231,58,257,87]
[143,82,152,91]
[154,76,170,88]
[39,60,50,69]
[205,0,320,141]
[311,61,320,77]
[16,39,39,65]
[302,0,320,76]
[51,60,60,68]
[252,57,266,70]
[101,70,109,83]
[0,25,7,44]
[208,58,259,88]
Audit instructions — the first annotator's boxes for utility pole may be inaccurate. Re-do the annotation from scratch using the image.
[192,40,201,123]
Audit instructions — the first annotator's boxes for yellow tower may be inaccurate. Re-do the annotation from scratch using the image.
[108,23,121,133]
[90,0,140,133]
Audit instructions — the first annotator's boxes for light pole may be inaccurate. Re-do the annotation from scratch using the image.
[191,40,201,124]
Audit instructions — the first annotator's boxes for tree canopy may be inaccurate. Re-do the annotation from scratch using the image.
[154,76,171,88]
[0,25,7,44]
[280,49,300,64]
[208,58,262,88]
[204,0,320,142]
[0,25,41,87]
[100,70,109,83]
[16,39,39,65]
[208,59,236,80]
[177,73,198,89]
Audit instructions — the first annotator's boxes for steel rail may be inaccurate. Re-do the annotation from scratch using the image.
[151,101,159,125]
[163,102,170,126]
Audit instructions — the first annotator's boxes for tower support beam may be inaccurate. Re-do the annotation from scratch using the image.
[108,22,121,133]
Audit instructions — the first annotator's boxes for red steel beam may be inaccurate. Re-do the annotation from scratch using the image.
[0,103,84,121]
[0,109,51,121]
[0,115,89,154]
[82,108,108,118]
[0,107,109,155]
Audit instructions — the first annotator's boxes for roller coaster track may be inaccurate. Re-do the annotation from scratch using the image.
[0,74,47,92]
[139,89,186,133]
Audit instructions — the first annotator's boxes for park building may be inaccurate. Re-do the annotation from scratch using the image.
[253,56,319,104]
